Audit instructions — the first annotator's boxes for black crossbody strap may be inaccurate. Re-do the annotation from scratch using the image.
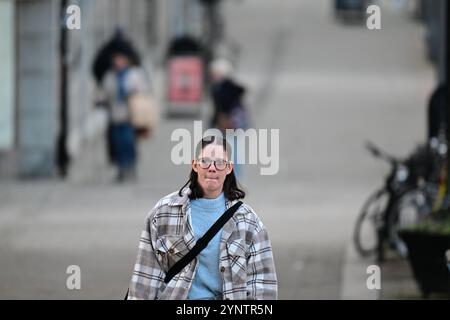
[164,200,243,284]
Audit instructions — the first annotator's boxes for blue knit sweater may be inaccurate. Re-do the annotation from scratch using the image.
[187,192,226,300]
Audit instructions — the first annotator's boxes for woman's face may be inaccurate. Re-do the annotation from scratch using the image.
[192,144,233,198]
[112,53,130,71]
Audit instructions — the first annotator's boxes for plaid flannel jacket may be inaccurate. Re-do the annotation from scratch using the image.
[127,187,278,300]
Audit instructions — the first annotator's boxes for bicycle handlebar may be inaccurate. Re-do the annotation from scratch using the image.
[365,141,399,166]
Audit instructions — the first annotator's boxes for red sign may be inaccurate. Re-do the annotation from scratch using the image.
[168,56,203,103]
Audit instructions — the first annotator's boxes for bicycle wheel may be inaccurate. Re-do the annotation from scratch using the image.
[387,187,433,258]
[353,188,389,257]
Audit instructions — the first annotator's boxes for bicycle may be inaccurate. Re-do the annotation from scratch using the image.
[353,141,429,262]
[387,133,449,257]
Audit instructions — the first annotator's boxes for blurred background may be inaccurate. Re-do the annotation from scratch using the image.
[0,0,449,299]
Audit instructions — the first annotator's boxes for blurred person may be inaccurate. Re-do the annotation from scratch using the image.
[427,83,447,141]
[93,28,142,166]
[99,43,149,182]
[92,27,141,85]
[126,136,277,300]
[209,58,249,178]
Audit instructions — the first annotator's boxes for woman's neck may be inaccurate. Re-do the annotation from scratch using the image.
[203,190,223,199]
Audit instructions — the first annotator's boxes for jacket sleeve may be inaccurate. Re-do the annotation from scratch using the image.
[127,210,165,300]
[246,225,278,300]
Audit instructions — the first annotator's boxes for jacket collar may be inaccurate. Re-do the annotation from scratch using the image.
[174,187,242,249]
[173,187,239,209]
[171,187,191,206]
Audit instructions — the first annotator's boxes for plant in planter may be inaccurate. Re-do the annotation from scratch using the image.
[399,208,450,299]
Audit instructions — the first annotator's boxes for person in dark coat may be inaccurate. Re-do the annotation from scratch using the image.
[209,59,248,130]
[208,59,249,179]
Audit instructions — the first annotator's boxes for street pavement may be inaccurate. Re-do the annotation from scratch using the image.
[0,0,436,299]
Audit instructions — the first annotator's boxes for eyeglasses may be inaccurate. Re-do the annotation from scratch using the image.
[197,158,229,171]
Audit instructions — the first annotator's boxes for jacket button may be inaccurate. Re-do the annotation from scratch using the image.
[220,266,225,273]
[168,248,174,254]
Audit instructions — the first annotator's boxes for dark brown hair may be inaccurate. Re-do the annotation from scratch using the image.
[179,136,245,200]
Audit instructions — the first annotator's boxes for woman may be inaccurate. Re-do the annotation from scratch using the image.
[100,43,148,182]
[127,136,277,300]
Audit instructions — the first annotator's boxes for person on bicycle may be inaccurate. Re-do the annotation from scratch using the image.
[127,136,278,300]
